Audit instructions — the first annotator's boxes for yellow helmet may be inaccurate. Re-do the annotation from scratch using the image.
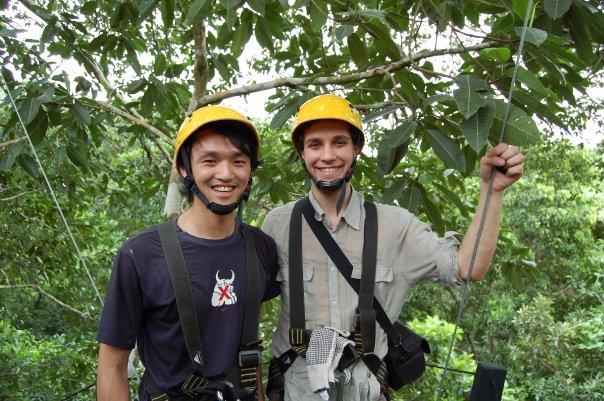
[291,94,364,152]
[174,105,259,163]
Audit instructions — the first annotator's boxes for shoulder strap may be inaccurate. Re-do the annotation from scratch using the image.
[158,220,204,375]
[241,224,261,347]
[288,200,308,351]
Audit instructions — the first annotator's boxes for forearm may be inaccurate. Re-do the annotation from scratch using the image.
[457,184,505,281]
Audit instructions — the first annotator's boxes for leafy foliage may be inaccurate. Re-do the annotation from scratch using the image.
[1,0,603,400]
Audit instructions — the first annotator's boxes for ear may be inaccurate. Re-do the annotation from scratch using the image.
[178,166,186,178]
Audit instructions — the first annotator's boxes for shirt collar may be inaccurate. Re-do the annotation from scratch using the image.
[308,186,363,231]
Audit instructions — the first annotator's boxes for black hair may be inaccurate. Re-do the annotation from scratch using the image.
[177,120,261,203]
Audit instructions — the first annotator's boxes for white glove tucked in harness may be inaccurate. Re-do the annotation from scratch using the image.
[305,327,353,400]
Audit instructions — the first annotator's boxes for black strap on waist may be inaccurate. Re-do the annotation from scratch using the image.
[156,219,261,399]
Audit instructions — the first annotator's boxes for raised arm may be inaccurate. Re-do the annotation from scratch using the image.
[457,143,525,281]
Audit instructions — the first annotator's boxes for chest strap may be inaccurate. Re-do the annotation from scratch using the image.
[152,220,261,400]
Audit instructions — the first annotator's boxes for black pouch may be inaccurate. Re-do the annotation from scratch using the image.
[384,321,431,390]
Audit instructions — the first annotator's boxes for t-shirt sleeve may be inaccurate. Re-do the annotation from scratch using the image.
[254,227,280,301]
[96,245,143,350]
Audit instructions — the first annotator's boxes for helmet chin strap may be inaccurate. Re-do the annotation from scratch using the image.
[181,148,250,217]
[306,161,356,215]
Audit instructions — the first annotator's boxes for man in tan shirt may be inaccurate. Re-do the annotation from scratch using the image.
[262,94,524,401]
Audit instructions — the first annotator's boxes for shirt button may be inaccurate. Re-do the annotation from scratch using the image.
[330,266,335,271]
[332,301,337,305]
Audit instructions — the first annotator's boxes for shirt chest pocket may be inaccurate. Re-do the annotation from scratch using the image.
[351,263,394,283]
[277,263,328,321]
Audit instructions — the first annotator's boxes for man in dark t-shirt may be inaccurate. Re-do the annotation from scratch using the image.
[96,105,279,401]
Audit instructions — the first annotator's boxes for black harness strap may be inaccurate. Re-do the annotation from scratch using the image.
[154,220,261,400]
[288,200,310,355]
[158,220,204,375]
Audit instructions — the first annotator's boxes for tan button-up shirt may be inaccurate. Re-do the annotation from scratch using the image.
[263,188,464,360]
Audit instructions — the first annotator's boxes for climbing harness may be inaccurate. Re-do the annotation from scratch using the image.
[148,219,262,401]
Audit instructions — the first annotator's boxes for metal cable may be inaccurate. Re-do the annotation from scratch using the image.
[435,1,534,398]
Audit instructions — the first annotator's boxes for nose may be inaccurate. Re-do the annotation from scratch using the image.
[320,144,336,161]
[215,160,235,180]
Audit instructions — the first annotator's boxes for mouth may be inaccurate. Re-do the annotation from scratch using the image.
[315,166,343,179]
[212,185,236,193]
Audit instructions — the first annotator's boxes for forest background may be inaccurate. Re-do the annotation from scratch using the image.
[1,0,603,400]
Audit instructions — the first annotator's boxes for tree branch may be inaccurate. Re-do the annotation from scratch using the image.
[0,284,92,320]
[196,41,500,107]
[0,136,28,148]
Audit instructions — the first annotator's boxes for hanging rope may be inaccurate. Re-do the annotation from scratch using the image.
[435,1,534,399]
[0,73,104,305]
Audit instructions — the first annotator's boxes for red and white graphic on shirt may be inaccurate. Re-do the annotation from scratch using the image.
[211,270,238,307]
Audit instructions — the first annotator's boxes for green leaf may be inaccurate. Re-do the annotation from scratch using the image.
[515,27,547,47]
[309,1,328,32]
[138,0,160,24]
[544,0,571,19]
[36,87,55,104]
[480,47,511,63]
[399,184,422,214]
[511,90,566,129]
[18,154,39,179]
[231,10,253,58]
[218,0,240,8]
[387,121,416,148]
[71,104,91,125]
[490,101,540,146]
[507,67,549,97]
[255,17,274,52]
[153,54,167,76]
[26,109,49,146]
[512,0,528,19]
[270,96,304,130]
[453,75,488,119]
[434,182,469,217]
[0,153,17,171]
[186,0,211,24]
[18,97,41,125]
[66,144,89,169]
[160,0,175,28]
[426,129,466,172]
[247,0,265,14]
[420,190,444,234]
[347,33,368,70]
[381,180,406,204]
[460,99,495,152]
[358,9,386,20]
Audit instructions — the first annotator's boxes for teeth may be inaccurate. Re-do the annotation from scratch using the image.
[213,186,234,192]
[319,167,338,173]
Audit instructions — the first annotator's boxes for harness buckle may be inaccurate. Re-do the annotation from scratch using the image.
[238,345,263,368]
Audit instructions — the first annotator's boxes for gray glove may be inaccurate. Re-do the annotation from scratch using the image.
[328,334,354,384]
[306,327,337,400]
[306,327,353,400]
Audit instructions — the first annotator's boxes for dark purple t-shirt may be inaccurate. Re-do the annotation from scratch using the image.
[97,221,279,399]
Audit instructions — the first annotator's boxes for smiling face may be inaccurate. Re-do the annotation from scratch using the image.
[180,128,252,208]
[300,119,359,186]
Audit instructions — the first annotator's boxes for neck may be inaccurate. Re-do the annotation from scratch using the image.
[178,199,237,239]
[311,183,351,227]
